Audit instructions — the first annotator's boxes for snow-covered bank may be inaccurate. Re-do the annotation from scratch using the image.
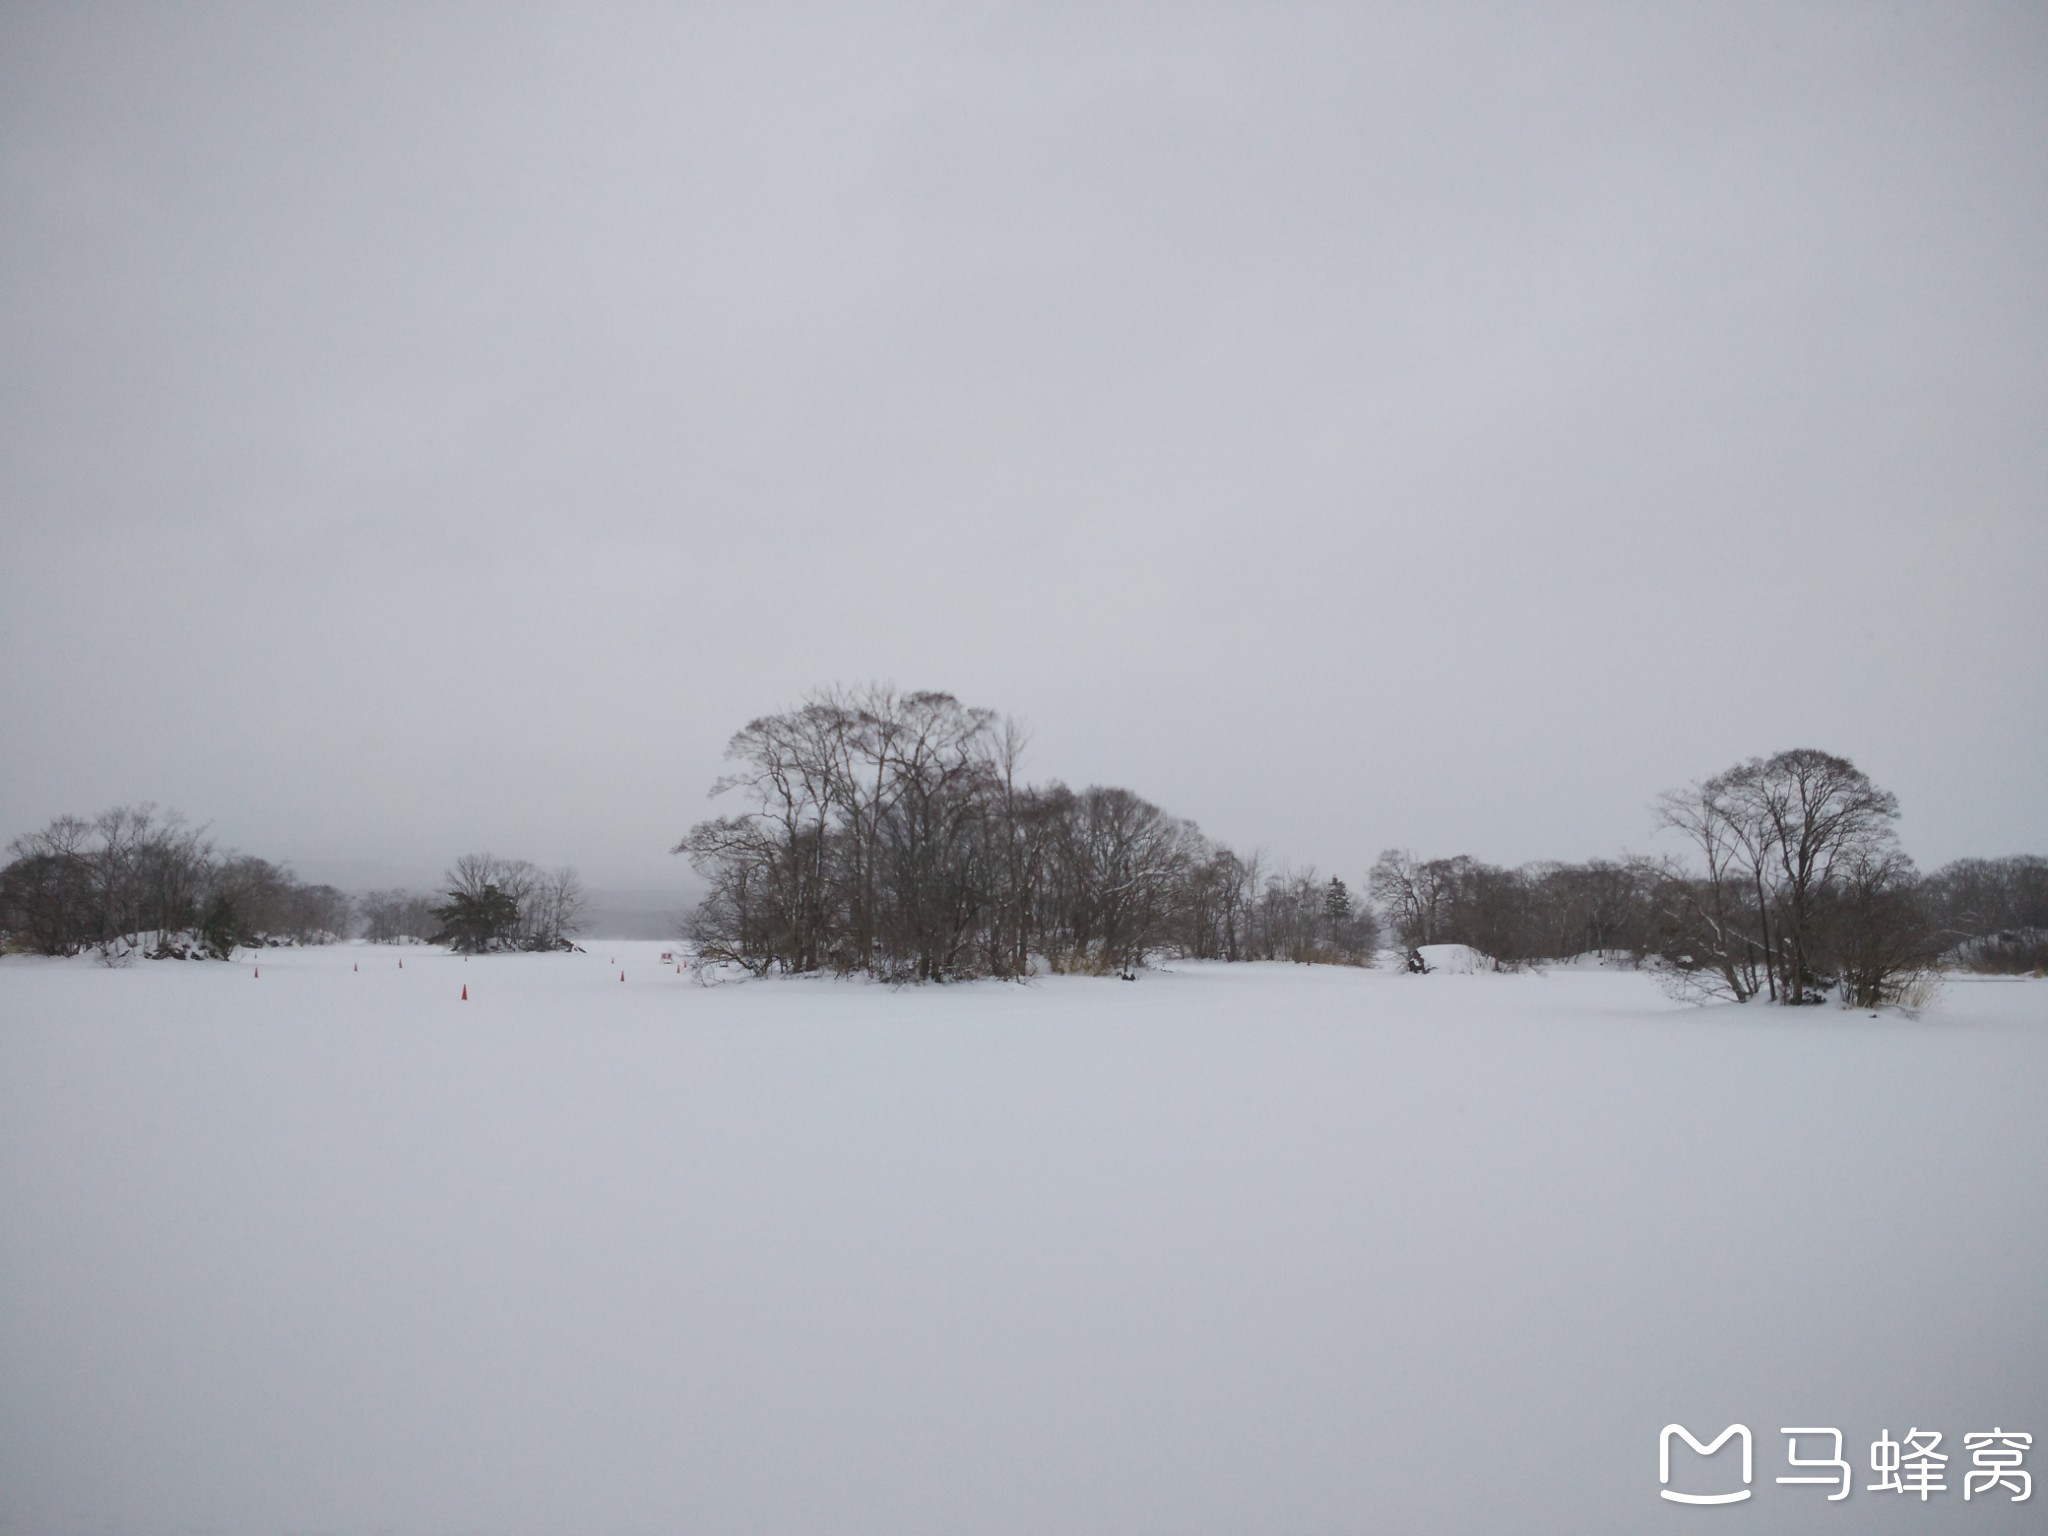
[2,948,2042,1534]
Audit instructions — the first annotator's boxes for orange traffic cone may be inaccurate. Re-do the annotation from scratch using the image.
[461,983,468,1001]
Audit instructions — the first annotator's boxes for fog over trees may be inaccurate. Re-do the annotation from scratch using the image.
[356,888,439,946]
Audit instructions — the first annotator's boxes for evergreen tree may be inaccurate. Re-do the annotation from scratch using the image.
[431,884,521,954]
[200,894,240,959]
[1323,877,1352,927]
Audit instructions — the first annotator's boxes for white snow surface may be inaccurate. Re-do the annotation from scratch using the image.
[2,947,2043,1535]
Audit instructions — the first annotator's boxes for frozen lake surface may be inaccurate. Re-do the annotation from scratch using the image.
[2,946,2043,1533]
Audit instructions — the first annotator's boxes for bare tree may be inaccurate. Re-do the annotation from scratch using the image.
[427,854,581,952]
[433,854,527,953]
[1922,855,2048,972]
[359,889,437,944]
[1827,848,1938,1007]
[1653,783,1772,1002]
[1655,750,1903,1005]
[526,867,589,950]
[676,688,1398,981]
[677,689,1366,981]
[681,817,791,973]
[1734,750,1901,1003]
[1368,849,1461,965]
[1,815,96,955]
[0,805,368,959]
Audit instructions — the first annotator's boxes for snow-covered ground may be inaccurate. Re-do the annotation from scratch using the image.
[1,947,2042,1534]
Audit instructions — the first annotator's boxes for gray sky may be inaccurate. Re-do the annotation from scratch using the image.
[3,2,2044,891]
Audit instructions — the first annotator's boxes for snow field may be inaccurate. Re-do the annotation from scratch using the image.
[1,946,2043,1534]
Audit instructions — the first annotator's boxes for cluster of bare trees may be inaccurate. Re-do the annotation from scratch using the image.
[1352,754,2042,1002]
[1920,855,2048,974]
[428,854,587,954]
[0,805,351,958]
[678,687,1377,980]
[11,746,2033,1004]
[1217,868,1380,966]
[0,808,588,961]
[207,856,354,950]
[354,862,594,950]
[1648,749,1933,1005]
[1365,753,1977,1004]
[1367,852,1661,967]
[681,699,2043,1001]
[357,889,440,944]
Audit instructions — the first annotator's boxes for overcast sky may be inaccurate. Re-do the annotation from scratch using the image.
[3,2,2043,892]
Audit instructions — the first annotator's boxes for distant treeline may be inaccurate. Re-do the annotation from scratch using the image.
[1650,751,2046,1002]
[681,693,2045,1000]
[6,730,2040,1005]
[1366,851,1663,965]
[0,807,587,960]
[1371,846,2045,989]
[1372,752,2045,1003]
[678,687,1377,981]
[0,806,350,958]
[1923,857,2048,972]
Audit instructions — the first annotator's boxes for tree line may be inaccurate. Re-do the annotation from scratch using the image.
[1366,851,1664,966]
[5,733,2038,1004]
[1919,855,2048,973]
[676,686,1377,981]
[0,805,351,958]
[0,806,588,960]
[680,695,2042,1001]
[1368,751,2045,1004]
